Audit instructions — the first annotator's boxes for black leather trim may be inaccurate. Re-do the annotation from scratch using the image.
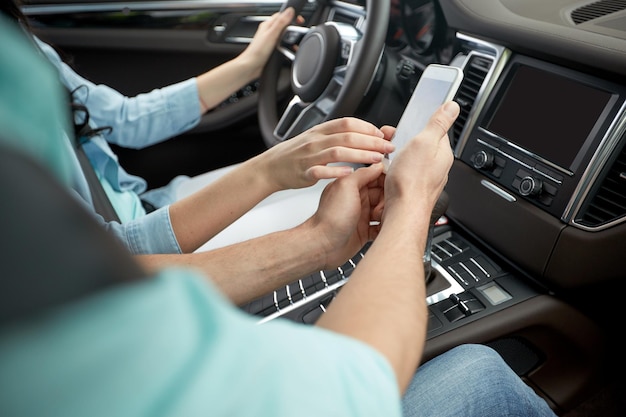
[0,143,147,326]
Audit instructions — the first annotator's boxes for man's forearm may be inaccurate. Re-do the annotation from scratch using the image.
[316,203,431,393]
[137,222,327,306]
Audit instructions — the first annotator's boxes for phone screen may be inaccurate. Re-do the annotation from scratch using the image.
[383,64,463,172]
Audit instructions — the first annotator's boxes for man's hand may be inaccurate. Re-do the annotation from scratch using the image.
[383,101,459,223]
[315,102,460,393]
[302,163,385,270]
[255,117,394,192]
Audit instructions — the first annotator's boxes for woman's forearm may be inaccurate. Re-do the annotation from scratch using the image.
[168,155,279,253]
[195,56,260,112]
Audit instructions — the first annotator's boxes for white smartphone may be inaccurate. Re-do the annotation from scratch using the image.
[382,64,464,173]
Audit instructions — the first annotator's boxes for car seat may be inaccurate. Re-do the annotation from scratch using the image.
[0,141,146,326]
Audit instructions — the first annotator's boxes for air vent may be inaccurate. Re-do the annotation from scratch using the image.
[577,136,626,227]
[571,0,626,25]
[451,55,493,149]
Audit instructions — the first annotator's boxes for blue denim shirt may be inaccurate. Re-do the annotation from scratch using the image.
[36,38,203,254]
[36,38,201,206]
[66,129,184,254]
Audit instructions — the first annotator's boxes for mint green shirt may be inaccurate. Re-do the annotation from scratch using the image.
[0,16,400,416]
[0,271,401,417]
[0,17,72,187]
[96,168,146,223]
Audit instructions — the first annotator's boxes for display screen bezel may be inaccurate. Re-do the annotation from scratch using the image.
[482,62,617,174]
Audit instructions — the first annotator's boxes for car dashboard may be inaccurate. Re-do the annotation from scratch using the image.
[241,0,626,413]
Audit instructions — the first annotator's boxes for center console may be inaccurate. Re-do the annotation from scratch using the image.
[243,223,543,341]
[457,54,626,224]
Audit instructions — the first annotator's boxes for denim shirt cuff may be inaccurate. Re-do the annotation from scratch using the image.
[160,78,202,129]
[125,206,182,255]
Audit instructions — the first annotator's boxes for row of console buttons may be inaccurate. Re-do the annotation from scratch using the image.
[513,167,559,206]
[436,292,485,323]
[471,144,562,207]
[241,245,368,318]
[477,135,565,183]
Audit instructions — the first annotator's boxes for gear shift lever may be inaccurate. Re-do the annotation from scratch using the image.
[424,190,449,283]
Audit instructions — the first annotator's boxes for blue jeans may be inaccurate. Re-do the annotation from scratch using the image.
[402,344,557,417]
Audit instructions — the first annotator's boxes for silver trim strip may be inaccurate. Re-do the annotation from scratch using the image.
[469,257,490,278]
[257,259,466,324]
[480,180,517,202]
[567,102,626,229]
[478,129,572,177]
[329,0,366,17]
[426,263,466,305]
[476,137,565,184]
[257,276,347,324]
[447,265,469,286]
[452,34,511,158]
[458,262,478,282]
[23,0,282,15]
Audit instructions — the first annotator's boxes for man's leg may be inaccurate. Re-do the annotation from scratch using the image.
[402,344,557,417]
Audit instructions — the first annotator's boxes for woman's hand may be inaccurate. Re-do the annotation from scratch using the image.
[254,117,395,192]
[196,8,299,112]
[238,7,301,79]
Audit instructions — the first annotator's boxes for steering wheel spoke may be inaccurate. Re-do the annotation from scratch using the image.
[313,77,344,116]
[274,75,347,141]
[276,46,296,62]
[274,96,321,140]
[332,22,361,63]
[278,25,309,60]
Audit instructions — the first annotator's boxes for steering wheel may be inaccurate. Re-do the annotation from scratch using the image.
[258,0,390,148]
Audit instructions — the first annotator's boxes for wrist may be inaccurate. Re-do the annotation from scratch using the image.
[296,219,331,271]
[242,153,283,196]
[383,200,432,241]
[232,53,264,83]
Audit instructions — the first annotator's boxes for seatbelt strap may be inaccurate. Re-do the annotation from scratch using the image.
[75,144,121,223]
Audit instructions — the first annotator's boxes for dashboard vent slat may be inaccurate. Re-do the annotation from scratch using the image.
[571,0,626,24]
[578,135,626,227]
[451,55,493,149]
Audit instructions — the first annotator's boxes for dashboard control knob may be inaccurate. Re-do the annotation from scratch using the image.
[473,150,494,169]
[519,176,543,196]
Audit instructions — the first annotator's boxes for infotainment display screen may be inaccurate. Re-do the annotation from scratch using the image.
[485,65,612,171]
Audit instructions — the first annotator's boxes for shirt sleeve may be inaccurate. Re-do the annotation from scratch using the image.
[0,271,401,417]
[98,206,183,254]
[36,37,202,149]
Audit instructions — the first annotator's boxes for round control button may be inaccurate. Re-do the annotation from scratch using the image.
[519,176,543,196]
[473,150,494,169]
